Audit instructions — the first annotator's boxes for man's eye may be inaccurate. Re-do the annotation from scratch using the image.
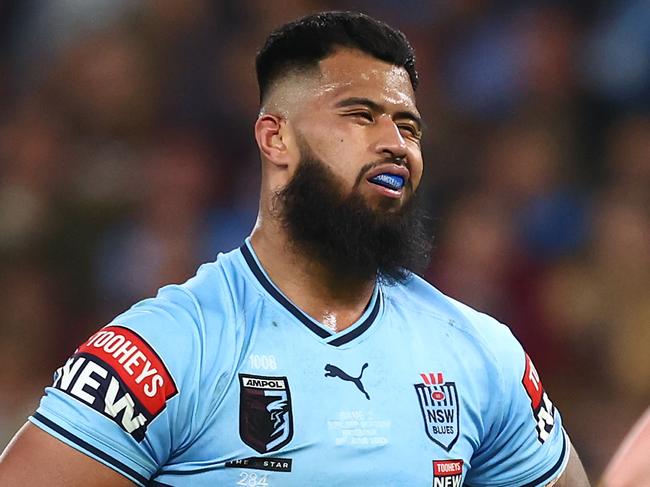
[398,124,420,137]
[348,112,373,121]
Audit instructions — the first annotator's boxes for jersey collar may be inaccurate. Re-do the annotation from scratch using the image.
[239,239,382,347]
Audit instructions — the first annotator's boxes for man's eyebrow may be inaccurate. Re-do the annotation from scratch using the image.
[334,97,422,131]
[335,97,383,111]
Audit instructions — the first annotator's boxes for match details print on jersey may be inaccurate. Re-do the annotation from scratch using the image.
[52,325,177,441]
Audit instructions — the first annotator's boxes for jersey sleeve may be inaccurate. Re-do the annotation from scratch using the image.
[464,320,570,487]
[29,288,206,486]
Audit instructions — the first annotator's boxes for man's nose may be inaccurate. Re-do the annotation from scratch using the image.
[372,115,408,160]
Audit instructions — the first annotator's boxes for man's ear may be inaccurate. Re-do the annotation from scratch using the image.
[255,114,294,168]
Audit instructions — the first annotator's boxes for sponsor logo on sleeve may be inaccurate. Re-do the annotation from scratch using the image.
[433,459,463,487]
[239,374,293,454]
[52,325,178,442]
[521,353,555,443]
[414,372,460,451]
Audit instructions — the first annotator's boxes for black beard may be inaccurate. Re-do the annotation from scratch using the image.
[273,146,433,285]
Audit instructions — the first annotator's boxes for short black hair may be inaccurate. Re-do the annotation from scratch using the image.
[256,11,418,103]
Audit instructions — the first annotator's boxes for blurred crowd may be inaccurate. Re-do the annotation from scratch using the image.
[0,0,648,480]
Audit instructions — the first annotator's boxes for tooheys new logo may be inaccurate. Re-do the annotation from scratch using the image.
[433,460,463,487]
[52,325,178,442]
[521,353,555,443]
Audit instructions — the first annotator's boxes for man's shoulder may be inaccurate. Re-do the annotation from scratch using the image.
[389,274,522,360]
[181,245,247,301]
[139,245,248,325]
[108,247,250,370]
[389,275,505,331]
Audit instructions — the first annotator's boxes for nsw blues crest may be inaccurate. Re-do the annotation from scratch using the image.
[414,372,459,451]
[239,374,294,454]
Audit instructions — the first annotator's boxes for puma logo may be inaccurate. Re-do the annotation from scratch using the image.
[324,363,370,400]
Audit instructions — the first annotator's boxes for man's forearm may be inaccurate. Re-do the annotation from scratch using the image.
[552,442,591,487]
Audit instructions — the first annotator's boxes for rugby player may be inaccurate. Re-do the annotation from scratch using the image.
[1,11,590,486]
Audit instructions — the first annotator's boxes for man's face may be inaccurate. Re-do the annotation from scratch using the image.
[272,51,431,283]
[275,137,431,285]
[287,48,424,213]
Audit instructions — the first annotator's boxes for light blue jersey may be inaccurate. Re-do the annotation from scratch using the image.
[31,239,569,486]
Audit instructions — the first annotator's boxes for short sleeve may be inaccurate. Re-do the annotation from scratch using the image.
[464,323,570,487]
[30,292,204,486]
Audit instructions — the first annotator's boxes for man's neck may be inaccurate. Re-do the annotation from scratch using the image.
[249,227,376,332]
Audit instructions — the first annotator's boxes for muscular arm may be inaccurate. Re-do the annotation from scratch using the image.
[552,441,591,487]
[0,422,134,486]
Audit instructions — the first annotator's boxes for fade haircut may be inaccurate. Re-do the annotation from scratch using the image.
[256,11,418,104]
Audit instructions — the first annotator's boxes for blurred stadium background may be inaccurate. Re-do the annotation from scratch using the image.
[0,0,648,481]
